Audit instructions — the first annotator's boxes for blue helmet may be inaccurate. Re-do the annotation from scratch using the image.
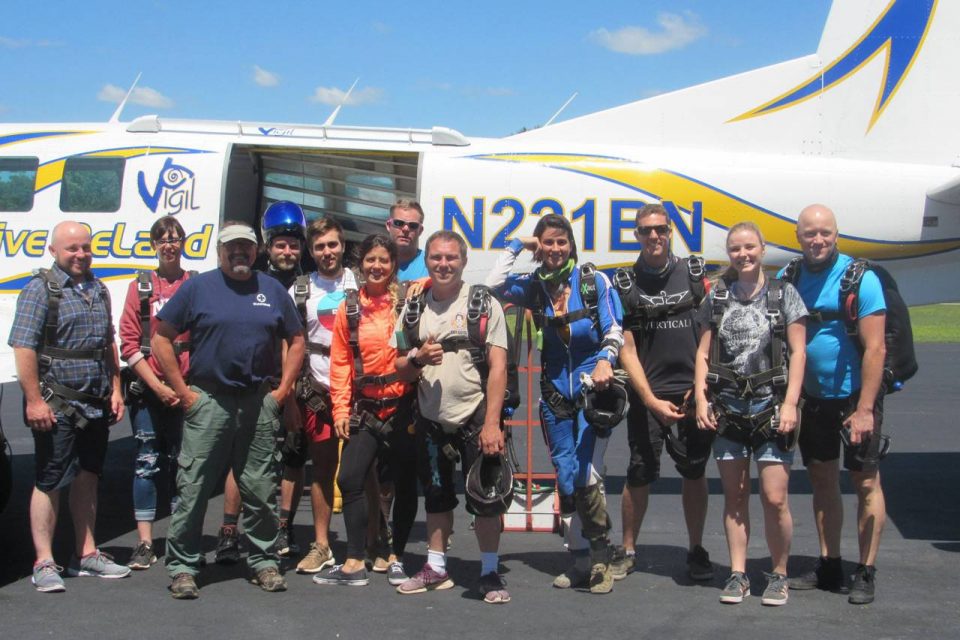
[261,201,307,245]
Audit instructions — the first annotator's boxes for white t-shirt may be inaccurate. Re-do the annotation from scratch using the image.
[289,269,357,389]
[393,284,508,430]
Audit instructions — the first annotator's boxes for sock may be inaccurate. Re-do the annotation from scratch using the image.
[625,549,636,558]
[223,513,239,527]
[480,552,499,576]
[427,549,446,573]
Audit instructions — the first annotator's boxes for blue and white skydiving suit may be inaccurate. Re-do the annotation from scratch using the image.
[486,238,624,553]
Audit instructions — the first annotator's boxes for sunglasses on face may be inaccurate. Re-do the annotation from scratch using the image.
[636,224,671,236]
[389,219,421,231]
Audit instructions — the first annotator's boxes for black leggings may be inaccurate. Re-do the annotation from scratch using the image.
[337,410,419,561]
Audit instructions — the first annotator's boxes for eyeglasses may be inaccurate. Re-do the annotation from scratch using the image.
[636,225,671,236]
[389,219,422,231]
[155,237,184,245]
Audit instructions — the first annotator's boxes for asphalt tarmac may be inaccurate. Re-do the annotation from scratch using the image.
[0,344,957,640]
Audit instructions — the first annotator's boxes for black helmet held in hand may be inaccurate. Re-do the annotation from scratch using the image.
[465,453,514,517]
[581,377,627,436]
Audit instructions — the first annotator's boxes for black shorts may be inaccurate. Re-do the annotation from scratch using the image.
[626,390,713,486]
[33,412,110,492]
[416,400,495,515]
[798,391,885,472]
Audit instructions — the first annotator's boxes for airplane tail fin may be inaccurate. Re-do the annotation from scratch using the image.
[515,0,959,167]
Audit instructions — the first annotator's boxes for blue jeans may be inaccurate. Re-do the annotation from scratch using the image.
[129,395,183,522]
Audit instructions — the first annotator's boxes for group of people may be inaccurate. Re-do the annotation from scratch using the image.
[10,199,888,608]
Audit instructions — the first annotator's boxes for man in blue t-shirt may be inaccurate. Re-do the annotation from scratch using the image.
[780,204,887,606]
[387,199,428,280]
[152,221,305,599]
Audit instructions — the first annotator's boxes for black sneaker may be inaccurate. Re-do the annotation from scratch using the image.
[276,523,292,558]
[686,545,714,581]
[789,556,844,591]
[215,525,241,565]
[128,541,157,570]
[848,564,876,605]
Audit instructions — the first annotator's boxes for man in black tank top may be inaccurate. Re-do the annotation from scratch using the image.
[613,204,715,582]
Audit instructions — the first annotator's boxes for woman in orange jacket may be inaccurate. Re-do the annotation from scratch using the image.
[314,234,423,587]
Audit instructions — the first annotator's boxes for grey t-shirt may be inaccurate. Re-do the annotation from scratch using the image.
[709,279,807,398]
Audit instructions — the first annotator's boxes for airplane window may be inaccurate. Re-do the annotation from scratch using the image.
[0,157,39,212]
[60,157,124,212]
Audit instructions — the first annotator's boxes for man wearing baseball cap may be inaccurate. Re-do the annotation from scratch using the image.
[152,221,305,598]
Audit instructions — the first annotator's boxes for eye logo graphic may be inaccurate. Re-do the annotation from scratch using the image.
[138,157,201,214]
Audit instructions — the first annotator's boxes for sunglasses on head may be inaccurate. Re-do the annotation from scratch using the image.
[389,219,421,231]
[636,224,671,236]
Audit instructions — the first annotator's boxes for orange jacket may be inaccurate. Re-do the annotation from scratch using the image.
[330,288,412,423]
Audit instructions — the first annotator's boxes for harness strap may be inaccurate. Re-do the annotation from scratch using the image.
[424,417,483,463]
[539,377,579,420]
[307,341,330,356]
[707,279,788,399]
[355,373,400,389]
[615,257,708,330]
[136,270,153,356]
[41,380,109,407]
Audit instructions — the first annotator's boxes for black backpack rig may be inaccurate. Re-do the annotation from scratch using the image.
[613,256,709,453]
[524,264,620,426]
[402,283,495,461]
[780,256,917,394]
[122,269,196,403]
[31,268,113,429]
[705,277,800,453]
[343,287,411,440]
[292,274,332,416]
[613,255,707,333]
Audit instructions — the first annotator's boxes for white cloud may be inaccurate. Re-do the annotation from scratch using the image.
[253,65,280,87]
[0,36,62,48]
[0,36,28,48]
[97,84,174,109]
[309,86,383,106]
[461,86,517,98]
[590,12,706,55]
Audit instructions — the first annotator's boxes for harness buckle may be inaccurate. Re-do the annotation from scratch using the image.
[771,374,787,388]
[137,279,152,295]
[44,279,62,296]
[466,287,488,322]
[38,353,53,369]
[40,383,55,403]
[687,256,705,278]
[404,295,423,327]
[293,282,309,298]
[613,269,633,292]
[345,301,360,318]
[705,372,719,385]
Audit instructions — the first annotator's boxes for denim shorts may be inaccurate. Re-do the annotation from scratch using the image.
[712,394,795,465]
[713,435,794,465]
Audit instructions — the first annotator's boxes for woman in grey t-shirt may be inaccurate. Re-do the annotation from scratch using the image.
[693,222,807,607]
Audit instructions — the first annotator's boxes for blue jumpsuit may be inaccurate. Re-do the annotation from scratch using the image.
[487,239,624,547]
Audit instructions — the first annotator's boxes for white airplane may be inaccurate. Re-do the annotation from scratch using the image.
[0,0,957,381]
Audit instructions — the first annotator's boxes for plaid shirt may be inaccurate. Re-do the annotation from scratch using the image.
[8,263,115,418]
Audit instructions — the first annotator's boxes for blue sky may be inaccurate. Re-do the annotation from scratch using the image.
[1,1,833,137]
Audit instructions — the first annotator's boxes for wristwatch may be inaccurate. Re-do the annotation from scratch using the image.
[408,348,425,369]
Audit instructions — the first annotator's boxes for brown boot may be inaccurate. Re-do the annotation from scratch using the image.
[589,544,613,594]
